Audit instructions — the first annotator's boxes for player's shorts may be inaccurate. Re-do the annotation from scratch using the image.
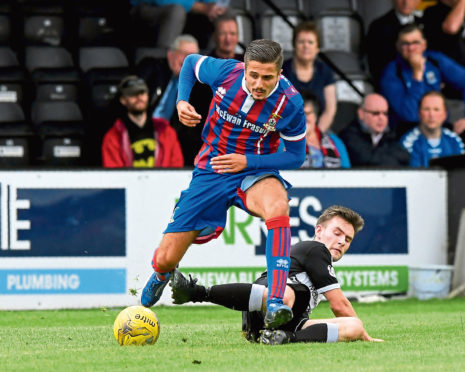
[242,276,311,342]
[164,167,291,244]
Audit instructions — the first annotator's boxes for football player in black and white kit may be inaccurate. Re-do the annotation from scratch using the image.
[170,205,383,344]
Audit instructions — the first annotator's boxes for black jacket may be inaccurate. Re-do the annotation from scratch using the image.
[339,119,410,167]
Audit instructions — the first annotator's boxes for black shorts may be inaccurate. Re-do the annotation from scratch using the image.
[242,277,310,342]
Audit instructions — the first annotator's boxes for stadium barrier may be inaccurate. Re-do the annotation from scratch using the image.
[0,169,447,309]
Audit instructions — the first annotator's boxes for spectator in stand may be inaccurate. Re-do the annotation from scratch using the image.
[365,0,422,87]
[380,23,465,137]
[401,91,465,167]
[130,0,227,49]
[185,13,244,166]
[149,35,200,122]
[423,0,465,67]
[282,21,336,133]
[137,34,199,118]
[299,92,350,168]
[102,75,184,168]
[339,93,410,167]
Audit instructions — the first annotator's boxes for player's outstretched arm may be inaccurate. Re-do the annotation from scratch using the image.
[324,288,383,342]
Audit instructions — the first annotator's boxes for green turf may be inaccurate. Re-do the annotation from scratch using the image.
[1,298,465,372]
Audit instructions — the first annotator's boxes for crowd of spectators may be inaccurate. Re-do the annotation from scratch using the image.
[1,0,465,169]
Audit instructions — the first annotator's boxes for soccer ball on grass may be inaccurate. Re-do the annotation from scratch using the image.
[113,305,160,345]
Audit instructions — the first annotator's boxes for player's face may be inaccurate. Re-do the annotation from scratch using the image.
[314,216,354,262]
[244,61,281,100]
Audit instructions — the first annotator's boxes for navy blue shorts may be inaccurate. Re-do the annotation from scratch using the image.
[164,168,291,243]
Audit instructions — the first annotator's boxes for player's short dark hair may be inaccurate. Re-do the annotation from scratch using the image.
[244,39,283,71]
[317,205,364,234]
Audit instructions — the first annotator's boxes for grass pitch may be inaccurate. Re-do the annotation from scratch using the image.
[1,298,465,372]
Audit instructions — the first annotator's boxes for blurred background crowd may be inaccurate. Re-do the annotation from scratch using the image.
[0,0,464,169]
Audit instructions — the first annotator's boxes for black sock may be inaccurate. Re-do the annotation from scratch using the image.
[190,284,208,302]
[206,283,253,311]
[293,323,328,343]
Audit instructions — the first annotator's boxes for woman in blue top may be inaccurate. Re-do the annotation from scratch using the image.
[282,21,337,133]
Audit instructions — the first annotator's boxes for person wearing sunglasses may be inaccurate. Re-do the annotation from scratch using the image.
[380,23,465,138]
[339,93,410,167]
[101,75,184,168]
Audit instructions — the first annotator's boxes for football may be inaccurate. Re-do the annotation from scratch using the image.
[113,305,160,346]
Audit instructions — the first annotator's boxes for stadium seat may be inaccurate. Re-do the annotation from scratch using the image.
[305,0,355,18]
[72,0,130,58]
[320,50,365,75]
[357,0,393,33]
[228,0,256,53]
[335,74,373,104]
[134,47,167,66]
[314,9,364,57]
[79,46,129,116]
[0,137,30,166]
[79,46,129,75]
[0,46,28,105]
[34,83,78,102]
[0,102,33,166]
[0,12,11,44]
[30,100,84,137]
[39,136,83,166]
[17,0,69,53]
[254,0,307,58]
[24,46,80,102]
[23,14,64,46]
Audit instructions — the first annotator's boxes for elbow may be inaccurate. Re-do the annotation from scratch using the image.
[442,23,459,35]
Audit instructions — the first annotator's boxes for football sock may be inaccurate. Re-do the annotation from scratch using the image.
[265,216,291,307]
[293,323,339,343]
[207,283,253,310]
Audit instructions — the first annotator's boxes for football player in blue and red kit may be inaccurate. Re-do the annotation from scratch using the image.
[141,39,307,329]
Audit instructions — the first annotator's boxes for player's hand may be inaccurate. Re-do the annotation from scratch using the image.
[210,154,247,173]
[177,100,202,127]
[362,330,384,342]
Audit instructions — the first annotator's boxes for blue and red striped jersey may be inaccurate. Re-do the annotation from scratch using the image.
[192,56,306,171]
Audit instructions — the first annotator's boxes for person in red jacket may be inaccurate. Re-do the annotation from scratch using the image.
[102,75,184,168]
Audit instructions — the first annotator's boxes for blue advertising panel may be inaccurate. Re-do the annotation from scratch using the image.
[0,268,126,294]
[0,188,125,257]
[255,187,408,255]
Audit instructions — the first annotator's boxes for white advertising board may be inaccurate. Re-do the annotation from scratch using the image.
[0,169,447,309]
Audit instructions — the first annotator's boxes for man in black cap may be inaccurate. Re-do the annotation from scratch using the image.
[101,75,184,168]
